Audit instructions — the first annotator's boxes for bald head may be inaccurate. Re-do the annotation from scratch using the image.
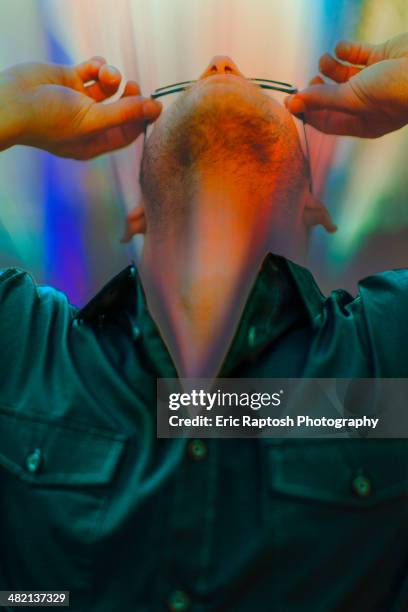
[140,76,309,232]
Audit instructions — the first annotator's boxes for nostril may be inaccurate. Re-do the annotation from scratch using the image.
[224,65,233,73]
[210,65,218,73]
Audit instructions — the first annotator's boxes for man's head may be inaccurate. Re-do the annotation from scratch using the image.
[135,56,335,243]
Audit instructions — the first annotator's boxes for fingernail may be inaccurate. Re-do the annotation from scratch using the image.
[103,65,121,83]
[105,65,120,76]
[91,57,104,67]
[142,100,162,119]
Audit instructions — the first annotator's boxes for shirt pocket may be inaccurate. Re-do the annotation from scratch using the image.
[265,439,408,507]
[263,439,408,605]
[0,406,126,590]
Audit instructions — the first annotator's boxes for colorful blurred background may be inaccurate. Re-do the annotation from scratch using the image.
[0,0,407,304]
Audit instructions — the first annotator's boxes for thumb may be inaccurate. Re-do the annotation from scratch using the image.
[285,81,364,115]
[82,96,162,134]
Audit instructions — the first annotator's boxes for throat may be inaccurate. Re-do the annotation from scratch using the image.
[140,222,265,378]
[173,256,259,377]
[139,177,306,378]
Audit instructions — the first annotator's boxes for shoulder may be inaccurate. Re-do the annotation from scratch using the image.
[0,266,78,314]
[321,268,408,376]
[357,267,408,310]
[0,266,78,342]
[321,267,408,319]
[326,266,408,304]
[0,267,80,402]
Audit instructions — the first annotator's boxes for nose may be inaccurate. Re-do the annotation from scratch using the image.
[199,55,244,79]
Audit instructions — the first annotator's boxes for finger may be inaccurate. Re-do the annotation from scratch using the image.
[76,56,106,83]
[78,120,147,159]
[99,63,121,90]
[82,96,162,134]
[300,108,364,136]
[85,64,122,101]
[334,40,378,65]
[122,80,141,97]
[308,75,325,86]
[285,81,364,115]
[319,52,361,83]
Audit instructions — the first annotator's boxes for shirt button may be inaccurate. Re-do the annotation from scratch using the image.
[352,474,371,498]
[187,439,207,461]
[132,324,141,341]
[248,325,257,348]
[25,449,43,474]
[168,590,190,611]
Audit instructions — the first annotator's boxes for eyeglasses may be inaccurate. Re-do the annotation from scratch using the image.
[144,78,313,192]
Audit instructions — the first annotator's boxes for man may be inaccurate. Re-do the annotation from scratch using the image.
[1,34,408,611]
[135,57,336,379]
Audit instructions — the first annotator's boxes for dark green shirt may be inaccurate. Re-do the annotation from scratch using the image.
[1,254,408,612]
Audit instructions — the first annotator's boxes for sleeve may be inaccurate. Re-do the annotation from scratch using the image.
[357,268,408,376]
[0,267,78,403]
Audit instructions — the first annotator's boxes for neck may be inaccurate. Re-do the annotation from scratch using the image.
[139,178,307,378]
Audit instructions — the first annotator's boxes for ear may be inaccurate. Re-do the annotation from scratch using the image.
[120,206,147,243]
[302,192,337,233]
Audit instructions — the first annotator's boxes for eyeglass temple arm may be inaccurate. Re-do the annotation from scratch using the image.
[151,79,298,98]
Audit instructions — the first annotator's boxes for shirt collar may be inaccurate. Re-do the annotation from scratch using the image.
[75,254,325,376]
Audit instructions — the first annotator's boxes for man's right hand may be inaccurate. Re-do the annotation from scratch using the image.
[285,32,408,138]
[0,57,162,159]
